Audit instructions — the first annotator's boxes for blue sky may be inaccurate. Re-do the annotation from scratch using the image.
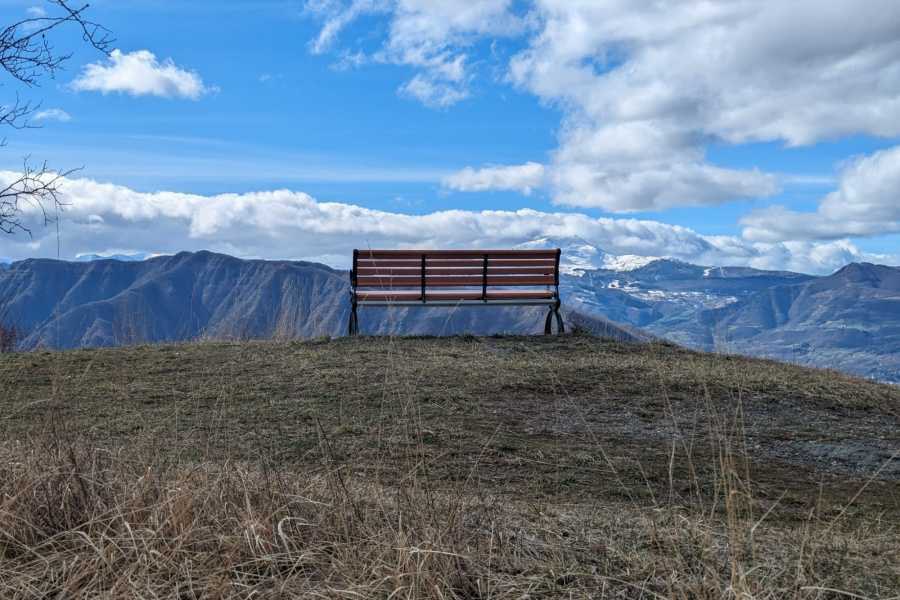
[2,1,557,201]
[1,0,899,273]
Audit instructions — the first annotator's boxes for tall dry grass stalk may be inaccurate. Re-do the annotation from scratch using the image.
[0,438,896,599]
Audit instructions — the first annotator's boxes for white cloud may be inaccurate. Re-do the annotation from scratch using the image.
[26,6,47,17]
[313,1,900,212]
[0,172,892,275]
[506,0,900,211]
[32,108,72,123]
[306,0,389,54]
[444,162,545,195]
[742,145,900,242]
[399,73,469,108]
[71,50,213,100]
[550,161,777,212]
[306,0,524,106]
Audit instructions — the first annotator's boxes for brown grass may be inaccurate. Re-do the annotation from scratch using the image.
[0,334,898,597]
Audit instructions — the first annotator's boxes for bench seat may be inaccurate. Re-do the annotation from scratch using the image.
[355,290,556,302]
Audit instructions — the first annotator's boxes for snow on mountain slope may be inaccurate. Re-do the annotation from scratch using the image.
[516,237,658,274]
[601,254,659,272]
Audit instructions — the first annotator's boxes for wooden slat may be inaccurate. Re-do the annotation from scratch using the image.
[356,249,558,259]
[356,276,556,288]
[357,276,554,285]
[357,259,556,268]
[356,266,555,276]
[487,290,554,299]
[483,267,556,274]
[423,291,556,300]
[355,290,555,302]
[357,259,429,268]
[356,292,421,301]
[426,291,555,300]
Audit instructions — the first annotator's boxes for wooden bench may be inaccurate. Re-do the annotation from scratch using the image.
[348,249,564,336]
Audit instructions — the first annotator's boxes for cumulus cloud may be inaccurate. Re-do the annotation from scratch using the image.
[313,1,900,212]
[32,108,72,123]
[509,1,900,211]
[742,145,900,242]
[0,172,891,275]
[444,162,545,195]
[71,50,213,100]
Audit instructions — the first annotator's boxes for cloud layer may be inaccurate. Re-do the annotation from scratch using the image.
[309,1,900,212]
[0,172,892,275]
[71,50,213,100]
[742,145,900,242]
[443,162,545,195]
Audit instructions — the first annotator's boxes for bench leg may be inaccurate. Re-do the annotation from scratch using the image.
[348,304,359,336]
[545,305,565,335]
[554,307,565,335]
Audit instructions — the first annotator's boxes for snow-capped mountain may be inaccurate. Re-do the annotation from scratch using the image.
[516,237,657,274]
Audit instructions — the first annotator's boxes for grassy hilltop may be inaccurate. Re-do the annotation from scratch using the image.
[1,334,899,598]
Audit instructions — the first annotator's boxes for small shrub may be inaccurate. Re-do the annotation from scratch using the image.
[0,321,19,353]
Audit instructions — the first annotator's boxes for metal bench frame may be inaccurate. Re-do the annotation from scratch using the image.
[348,248,564,336]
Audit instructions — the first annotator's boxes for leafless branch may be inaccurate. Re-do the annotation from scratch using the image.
[0,1,111,234]
[0,1,113,88]
[0,159,78,235]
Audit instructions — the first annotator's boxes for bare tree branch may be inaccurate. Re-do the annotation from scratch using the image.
[0,159,78,235]
[0,1,113,88]
[0,1,112,235]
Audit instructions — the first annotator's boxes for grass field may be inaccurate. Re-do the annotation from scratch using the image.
[1,334,899,598]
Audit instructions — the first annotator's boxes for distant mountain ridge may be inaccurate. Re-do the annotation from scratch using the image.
[0,250,896,383]
[0,252,348,348]
[696,263,900,383]
[0,251,639,349]
[563,258,899,383]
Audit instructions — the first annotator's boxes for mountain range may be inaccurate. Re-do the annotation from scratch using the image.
[567,257,898,383]
[0,243,897,383]
[0,251,639,349]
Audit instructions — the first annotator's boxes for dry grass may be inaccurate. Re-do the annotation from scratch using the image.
[1,442,897,598]
[0,334,898,597]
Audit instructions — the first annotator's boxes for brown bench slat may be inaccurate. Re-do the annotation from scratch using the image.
[356,266,556,276]
[357,249,558,259]
[484,291,556,300]
[357,259,557,268]
[355,291,555,301]
[356,276,556,287]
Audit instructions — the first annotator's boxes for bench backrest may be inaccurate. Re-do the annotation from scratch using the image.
[351,249,561,299]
